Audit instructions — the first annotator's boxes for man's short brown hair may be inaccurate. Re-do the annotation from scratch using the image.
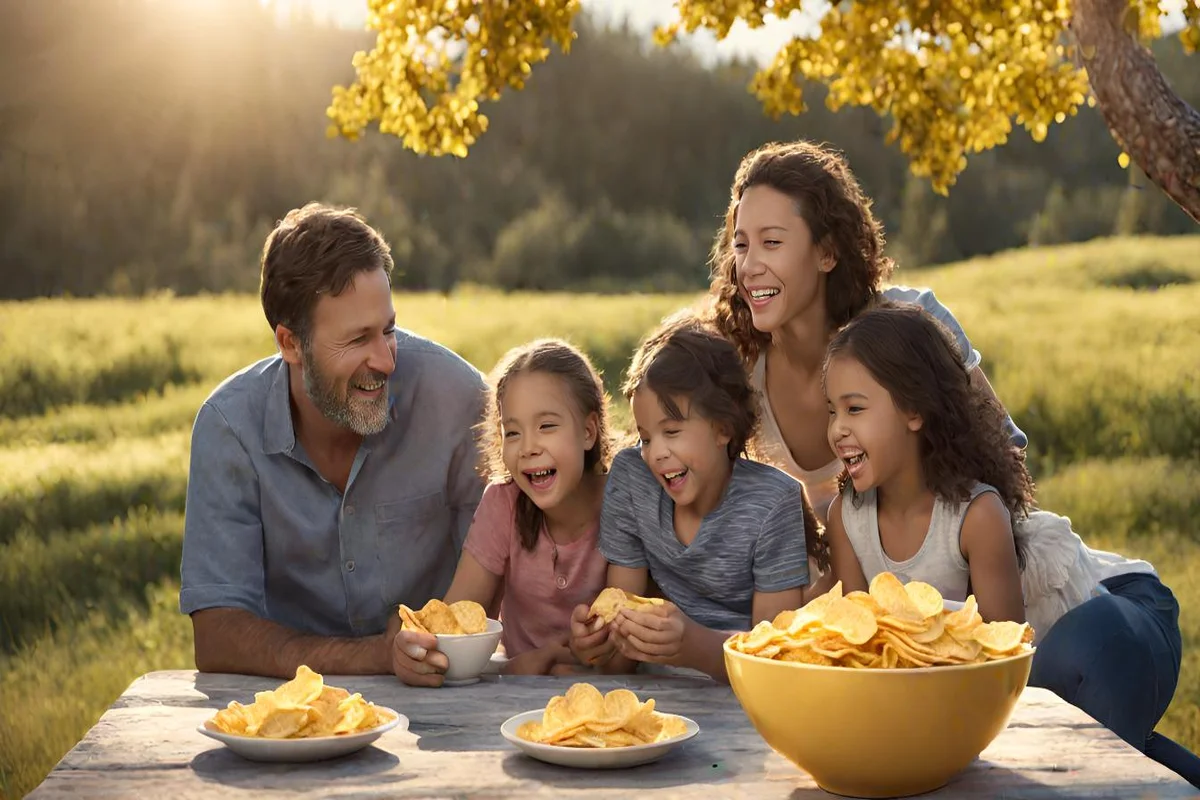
[260,203,394,344]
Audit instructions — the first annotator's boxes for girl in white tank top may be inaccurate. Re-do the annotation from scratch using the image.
[821,303,1199,788]
[822,304,1154,638]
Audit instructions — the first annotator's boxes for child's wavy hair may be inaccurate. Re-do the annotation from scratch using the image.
[479,339,616,551]
[623,310,829,570]
[706,139,896,367]
[825,303,1034,566]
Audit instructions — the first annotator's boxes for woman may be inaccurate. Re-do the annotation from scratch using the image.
[702,139,1200,787]
[704,139,1026,527]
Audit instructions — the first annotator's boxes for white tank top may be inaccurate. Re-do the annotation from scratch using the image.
[839,484,1000,603]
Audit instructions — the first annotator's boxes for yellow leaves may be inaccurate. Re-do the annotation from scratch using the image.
[330,0,1191,185]
[327,0,581,157]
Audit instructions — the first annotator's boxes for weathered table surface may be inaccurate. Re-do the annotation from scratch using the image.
[28,669,1199,799]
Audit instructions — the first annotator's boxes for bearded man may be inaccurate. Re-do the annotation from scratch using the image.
[179,203,486,678]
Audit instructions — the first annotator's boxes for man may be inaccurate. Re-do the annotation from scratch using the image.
[179,202,486,679]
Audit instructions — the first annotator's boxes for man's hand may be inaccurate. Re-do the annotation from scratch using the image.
[567,603,614,666]
[611,601,689,665]
[390,628,447,687]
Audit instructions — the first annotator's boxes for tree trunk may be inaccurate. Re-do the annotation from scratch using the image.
[1071,0,1200,224]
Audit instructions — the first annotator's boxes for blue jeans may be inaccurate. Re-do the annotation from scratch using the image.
[1029,571,1200,788]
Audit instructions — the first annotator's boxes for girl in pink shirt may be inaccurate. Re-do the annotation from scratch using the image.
[396,339,615,682]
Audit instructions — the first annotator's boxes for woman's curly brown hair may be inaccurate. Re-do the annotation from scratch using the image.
[479,338,617,551]
[825,303,1034,566]
[705,140,896,367]
[623,309,829,570]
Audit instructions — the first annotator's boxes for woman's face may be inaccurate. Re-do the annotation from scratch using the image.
[732,184,834,334]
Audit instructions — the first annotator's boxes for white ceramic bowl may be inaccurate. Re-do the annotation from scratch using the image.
[436,618,504,685]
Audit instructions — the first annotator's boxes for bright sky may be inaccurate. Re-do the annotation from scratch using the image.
[280,0,825,65]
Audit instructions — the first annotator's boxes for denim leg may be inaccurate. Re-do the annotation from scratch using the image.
[1029,572,1200,787]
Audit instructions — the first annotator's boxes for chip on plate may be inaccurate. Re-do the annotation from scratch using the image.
[205,665,394,739]
[515,683,688,748]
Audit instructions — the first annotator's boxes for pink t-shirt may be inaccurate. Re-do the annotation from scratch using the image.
[463,481,608,657]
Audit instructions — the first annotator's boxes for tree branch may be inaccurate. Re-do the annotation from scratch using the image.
[1072,0,1200,223]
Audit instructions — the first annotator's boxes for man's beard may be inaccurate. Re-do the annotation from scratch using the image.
[300,347,390,436]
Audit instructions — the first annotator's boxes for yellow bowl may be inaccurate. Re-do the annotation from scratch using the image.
[724,641,1034,798]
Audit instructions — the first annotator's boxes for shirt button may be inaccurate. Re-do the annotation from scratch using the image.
[344,506,355,516]
[345,560,356,572]
[555,575,567,589]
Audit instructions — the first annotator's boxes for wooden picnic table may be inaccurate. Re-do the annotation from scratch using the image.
[28,669,1200,799]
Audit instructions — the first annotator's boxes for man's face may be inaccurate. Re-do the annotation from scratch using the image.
[300,268,397,436]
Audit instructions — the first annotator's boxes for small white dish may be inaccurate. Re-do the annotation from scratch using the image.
[436,618,504,685]
[500,709,699,769]
[197,707,402,762]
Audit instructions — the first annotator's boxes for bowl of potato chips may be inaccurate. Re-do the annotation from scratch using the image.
[199,665,401,762]
[724,573,1035,798]
[398,598,503,685]
[501,682,698,769]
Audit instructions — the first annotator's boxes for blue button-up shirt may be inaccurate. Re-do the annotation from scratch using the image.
[179,329,487,637]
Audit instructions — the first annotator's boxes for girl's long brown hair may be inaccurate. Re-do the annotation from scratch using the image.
[479,339,615,551]
[825,303,1034,566]
[705,140,896,367]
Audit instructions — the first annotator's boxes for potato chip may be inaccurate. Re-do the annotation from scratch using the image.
[448,600,488,634]
[203,665,394,739]
[398,598,492,635]
[416,599,463,634]
[588,587,666,625]
[397,604,429,634]
[515,683,688,748]
[727,574,1034,669]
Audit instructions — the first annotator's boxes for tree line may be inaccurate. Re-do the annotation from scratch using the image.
[0,0,1195,299]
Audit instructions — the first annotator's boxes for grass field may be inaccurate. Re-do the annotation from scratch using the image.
[2,234,1199,797]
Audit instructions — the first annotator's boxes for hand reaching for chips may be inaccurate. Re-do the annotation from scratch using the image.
[727,573,1034,669]
[516,683,687,748]
[399,599,488,635]
[205,666,394,739]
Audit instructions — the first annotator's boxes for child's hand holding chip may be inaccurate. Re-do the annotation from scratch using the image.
[612,601,689,665]
[568,603,616,666]
[391,628,448,687]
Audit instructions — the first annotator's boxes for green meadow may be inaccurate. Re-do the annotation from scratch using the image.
[2,235,1199,797]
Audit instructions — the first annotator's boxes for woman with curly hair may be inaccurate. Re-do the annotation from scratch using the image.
[704,139,1026,527]
[823,303,1200,788]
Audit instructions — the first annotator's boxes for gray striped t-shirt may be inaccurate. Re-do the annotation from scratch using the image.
[599,447,811,631]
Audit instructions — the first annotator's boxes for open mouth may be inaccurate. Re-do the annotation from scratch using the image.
[662,468,688,490]
[524,467,557,490]
[352,380,385,396]
[842,450,868,478]
[746,287,780,306]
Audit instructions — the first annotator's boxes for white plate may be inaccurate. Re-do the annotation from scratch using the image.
[197,707,402,762]
[500,709,699,769]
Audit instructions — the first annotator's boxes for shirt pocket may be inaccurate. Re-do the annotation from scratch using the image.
[374,490,455,606]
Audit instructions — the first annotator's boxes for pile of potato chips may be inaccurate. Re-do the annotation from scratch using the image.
[727,573,1034,669]
[516,683,688,748]
[206,666,394,739]
[399,599,488,635]
[588,587,665,624]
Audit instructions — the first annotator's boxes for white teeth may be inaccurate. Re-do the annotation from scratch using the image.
[846,453,866,466]
[749,288,780,299]
[664,470,685,480]
[528,469,553,478]
[355,381,384,391]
